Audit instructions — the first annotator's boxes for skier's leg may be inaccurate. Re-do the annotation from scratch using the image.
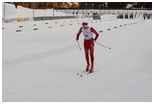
[84,40,90,72]
[89,43,94,73]
[84,48,90,72]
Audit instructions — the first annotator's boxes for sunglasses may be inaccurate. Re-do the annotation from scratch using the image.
[82,25,88,27]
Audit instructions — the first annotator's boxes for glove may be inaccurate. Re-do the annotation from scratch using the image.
[76,37,79,41]
[93,38,97,42]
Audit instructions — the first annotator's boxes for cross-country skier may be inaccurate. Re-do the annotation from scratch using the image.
[76,22,99,73]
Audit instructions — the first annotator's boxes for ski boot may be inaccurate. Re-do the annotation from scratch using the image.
[89,64,94,73]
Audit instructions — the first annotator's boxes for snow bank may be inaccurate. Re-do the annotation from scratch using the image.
[2,3,70,20]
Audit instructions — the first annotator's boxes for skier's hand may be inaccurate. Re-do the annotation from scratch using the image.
[76,37,79,41]
[93,38,97,42]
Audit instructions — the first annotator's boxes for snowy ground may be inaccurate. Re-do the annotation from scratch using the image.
[2,15,152,102]
[2,3,70,19]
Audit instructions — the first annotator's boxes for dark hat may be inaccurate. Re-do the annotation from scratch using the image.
[82,22,88,25]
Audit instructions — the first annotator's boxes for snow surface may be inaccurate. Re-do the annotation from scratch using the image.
[2,3,69,19]
[2,3,152,102]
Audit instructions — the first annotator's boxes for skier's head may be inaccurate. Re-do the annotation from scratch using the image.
[82,22,88,29]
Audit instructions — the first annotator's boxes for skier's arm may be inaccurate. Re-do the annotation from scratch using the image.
[91,27,99,41]
[76,27,82,41]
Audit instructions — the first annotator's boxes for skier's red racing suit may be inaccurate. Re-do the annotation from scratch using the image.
[76,26,99,72]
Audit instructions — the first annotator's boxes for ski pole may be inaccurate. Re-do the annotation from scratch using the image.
[77,41,81,50]
[95,41,111,50]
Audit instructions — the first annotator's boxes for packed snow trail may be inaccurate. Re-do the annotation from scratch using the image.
[3,18,152,102]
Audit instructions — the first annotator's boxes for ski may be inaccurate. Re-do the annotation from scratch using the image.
[77,71,93,77]
[80,72,91,77]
